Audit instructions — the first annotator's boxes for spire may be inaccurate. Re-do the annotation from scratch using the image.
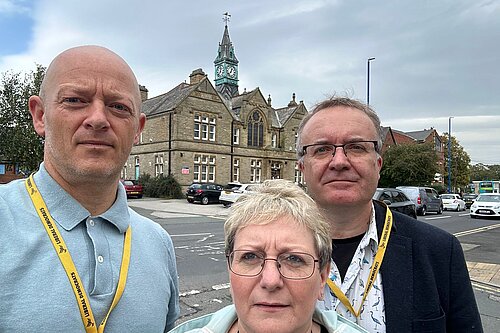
[214,12,239,100]
[214,13,238,64]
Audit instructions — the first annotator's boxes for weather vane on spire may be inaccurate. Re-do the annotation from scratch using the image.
[223,12,231,25]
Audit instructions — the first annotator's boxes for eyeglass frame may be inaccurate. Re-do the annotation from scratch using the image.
[301,140,379,159]
[226,250,320,280]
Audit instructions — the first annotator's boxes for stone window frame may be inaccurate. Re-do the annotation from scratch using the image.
[194,113,216,142]
[154,154,164,176]
[233,158,240,182]
[247,111,264,147]
[193,153,216,183]
[250,159,262,183]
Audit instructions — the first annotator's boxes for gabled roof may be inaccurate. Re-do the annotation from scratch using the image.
[142,82,197,117]
[228,88,263,122]
[391,128,418,141]
[404,129,435,141]
[272,105,300,128]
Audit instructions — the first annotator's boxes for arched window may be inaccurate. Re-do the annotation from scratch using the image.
[247,111,264,147]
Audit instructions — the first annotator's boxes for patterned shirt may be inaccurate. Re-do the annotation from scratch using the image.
[318,204,386,333]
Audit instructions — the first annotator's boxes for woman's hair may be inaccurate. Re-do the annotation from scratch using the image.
[224,179,331,270]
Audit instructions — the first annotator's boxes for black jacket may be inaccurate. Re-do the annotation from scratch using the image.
[374,200,483,332]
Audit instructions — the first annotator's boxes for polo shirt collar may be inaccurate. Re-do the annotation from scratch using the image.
[33,163,130,233]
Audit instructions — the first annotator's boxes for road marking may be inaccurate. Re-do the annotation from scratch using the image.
[197,234,214,243]
[471,280,500,295]
[209,257,220,261]
[212,283,230,290]
[454,224,500,237]
[459,213,470,216]
[425,216,451,220]
[180,290,201,297]
[171,232,211,237]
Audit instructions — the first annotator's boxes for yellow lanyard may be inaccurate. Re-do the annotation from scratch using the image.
[25,175,132,333]
[326,206,392,317]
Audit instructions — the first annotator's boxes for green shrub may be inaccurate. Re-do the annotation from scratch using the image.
[138,173,183,199]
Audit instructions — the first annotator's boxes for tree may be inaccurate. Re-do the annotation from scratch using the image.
[379,143,439,187]
[441,133,471,193]
[0,65,45,173]
[470,163,500,181]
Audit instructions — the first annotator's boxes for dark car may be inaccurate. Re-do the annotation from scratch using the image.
[396,186,443,216]
[120,179,143,199]
[373,188,417,219]
[463,193,478,209]
[186,183,224,205]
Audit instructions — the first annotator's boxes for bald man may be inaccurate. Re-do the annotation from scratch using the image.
[0,46,179,332]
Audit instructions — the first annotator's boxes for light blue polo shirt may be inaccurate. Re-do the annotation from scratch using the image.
[0,163,179,332]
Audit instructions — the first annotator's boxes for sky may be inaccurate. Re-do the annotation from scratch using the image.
[1,0,499,165]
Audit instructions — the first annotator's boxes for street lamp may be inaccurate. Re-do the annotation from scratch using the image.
[448,117,454,193]
[367,57,375,105]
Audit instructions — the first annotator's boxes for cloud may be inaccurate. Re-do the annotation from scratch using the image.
[0,0,29,14]
[0,0,498,164]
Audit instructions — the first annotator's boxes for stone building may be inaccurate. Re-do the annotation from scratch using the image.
[125,22,307,190]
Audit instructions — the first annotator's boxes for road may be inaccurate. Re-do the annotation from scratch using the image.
[128,199,500,331]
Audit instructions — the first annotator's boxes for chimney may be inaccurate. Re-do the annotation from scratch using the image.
[139,85,148,101]
[189,68,206,84]
[288,93,298,107]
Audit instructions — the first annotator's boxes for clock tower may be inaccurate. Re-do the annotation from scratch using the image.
[214,12,239,100]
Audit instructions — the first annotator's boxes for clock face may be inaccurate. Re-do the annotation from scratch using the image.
[227,66,236,78]
[216,65,224,78]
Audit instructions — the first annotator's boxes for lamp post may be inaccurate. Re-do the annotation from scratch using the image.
[367,57,375,105]
[448,117,453,193]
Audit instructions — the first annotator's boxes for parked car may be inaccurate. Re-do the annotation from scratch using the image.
[219,183,260,207]
[396,186,443,216]
[463,193,478,209]
[120,179,143,199]
[470,193,500,219]
[186,183,224,205]
[441,194,466,211]
[373,188,417,219]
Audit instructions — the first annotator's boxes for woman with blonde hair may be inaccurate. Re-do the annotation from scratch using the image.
[169,179,366,333]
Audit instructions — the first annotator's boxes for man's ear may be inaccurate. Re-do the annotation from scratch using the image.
[29,96,46,138]
[134,113,146,145]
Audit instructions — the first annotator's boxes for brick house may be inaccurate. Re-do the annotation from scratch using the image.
[384,128,445,184]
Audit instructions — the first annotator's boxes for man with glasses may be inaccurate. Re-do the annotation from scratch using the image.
[297,97,482,333]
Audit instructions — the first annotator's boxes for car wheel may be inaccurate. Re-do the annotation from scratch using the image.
[223,203,231,207]
[437,206,443,215]
[201,196,209,205]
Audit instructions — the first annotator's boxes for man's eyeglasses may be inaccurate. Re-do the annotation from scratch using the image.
[227,250,319,280]
[301,141,378,160]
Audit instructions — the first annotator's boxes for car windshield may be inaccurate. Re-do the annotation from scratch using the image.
[476,195,500,202]
[123,181,134,186]
[189,184,202,189]
[224,184,242,190]
[441,194,455,199]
